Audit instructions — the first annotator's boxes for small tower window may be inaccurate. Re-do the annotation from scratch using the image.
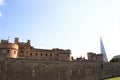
[7,50,9,53]
[14,51,16,54]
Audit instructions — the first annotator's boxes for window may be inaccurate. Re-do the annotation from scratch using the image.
[45,53,47,56]
[50,54,52,57]
[30,53,32,56]
[14,51,16,54]
[41,53,42,56]
[20,50,23,53]
[7,50,9,53]
[36,53,38,56]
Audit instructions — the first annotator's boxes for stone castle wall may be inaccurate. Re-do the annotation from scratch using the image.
[0,59,120,80]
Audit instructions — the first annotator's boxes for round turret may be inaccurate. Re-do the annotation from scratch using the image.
[0,43,18,58]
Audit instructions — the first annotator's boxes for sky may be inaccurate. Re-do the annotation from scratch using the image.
[0,0,120,61]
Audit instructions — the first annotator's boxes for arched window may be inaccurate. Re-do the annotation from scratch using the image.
[7,50,9,53]
[45,53,47,56]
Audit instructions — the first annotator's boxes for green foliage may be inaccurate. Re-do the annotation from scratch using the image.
[110,58,118,62]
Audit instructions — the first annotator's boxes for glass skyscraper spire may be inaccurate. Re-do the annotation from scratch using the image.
[100,37,108,62]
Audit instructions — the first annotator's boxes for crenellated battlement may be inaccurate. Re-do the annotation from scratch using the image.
[0,43,18,50]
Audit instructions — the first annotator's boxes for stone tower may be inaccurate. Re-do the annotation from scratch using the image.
[0,39,18,58]
[14,37,19,44]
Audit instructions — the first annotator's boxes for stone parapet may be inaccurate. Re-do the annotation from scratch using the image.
[0,43,18,50]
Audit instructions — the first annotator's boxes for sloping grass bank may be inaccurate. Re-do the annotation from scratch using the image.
[105,77,120,80]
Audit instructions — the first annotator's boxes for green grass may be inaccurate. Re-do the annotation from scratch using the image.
[105,77,120,80]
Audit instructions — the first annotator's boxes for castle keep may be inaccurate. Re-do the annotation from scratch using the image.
[0,38,72,61]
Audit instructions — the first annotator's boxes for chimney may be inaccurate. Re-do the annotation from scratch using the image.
[27,40,30,45]
[14,37,19,44]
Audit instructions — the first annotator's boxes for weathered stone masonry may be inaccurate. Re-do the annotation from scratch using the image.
[0,38,72,61]
[0,59,120,80]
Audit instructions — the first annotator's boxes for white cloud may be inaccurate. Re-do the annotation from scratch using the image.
[0,0,4,6]
[0,0,4,17]
[0,11,2,17]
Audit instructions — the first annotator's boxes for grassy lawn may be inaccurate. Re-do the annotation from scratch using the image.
[105,77,120,80]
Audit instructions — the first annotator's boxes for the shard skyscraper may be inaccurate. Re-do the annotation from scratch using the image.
[100,37,108,62]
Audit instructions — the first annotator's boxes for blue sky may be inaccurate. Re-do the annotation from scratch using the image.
[0,0,120,60]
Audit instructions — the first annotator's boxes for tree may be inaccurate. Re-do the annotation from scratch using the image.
[110,58,119,62]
